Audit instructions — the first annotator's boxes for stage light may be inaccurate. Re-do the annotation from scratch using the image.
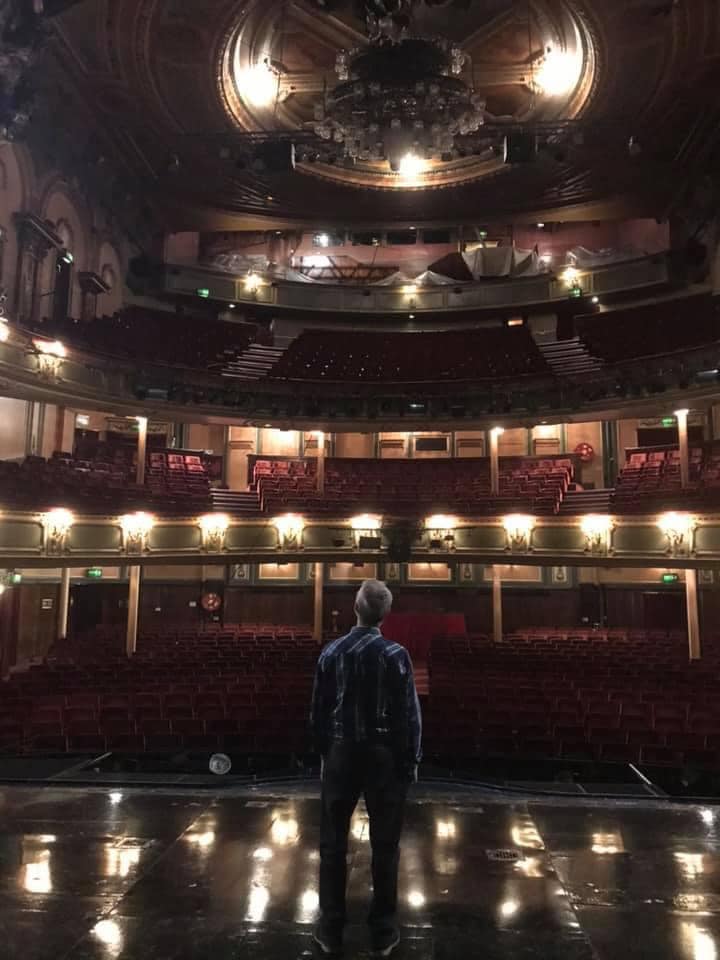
[246,885,270,922]
[534,47,582,97]
[350,514,382,531]
[187,830,216,848]
[426,515,457,532]
[239,59,279,108]
[701,809,716,826]
[108,791,123,804]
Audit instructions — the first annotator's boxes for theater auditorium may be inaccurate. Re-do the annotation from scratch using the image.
[1,0,720,957]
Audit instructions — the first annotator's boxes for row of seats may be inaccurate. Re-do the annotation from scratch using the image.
[3,626,720,767]
[268,326,552,383]
[576,293,718,363]
[29,308,258,370]
[613,444,720,512]
[0,448,213,513]
[252,456,574,516]
[425,630,720,766]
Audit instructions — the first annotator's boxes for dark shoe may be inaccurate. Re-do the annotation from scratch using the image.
[312,926,343,957]
[372,930,401,957]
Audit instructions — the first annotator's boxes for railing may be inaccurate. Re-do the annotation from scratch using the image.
[163,253,671,315]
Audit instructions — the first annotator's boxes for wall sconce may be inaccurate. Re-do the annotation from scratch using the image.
[244,273,262,298]
[425,514,457,551]
[503,514,535,552]
[560,266,580,288]
[403,282,418,308]
[41,508,74,555]
[120,512,155,555]
[198,513,230,552]
[273,513,304,550]
[33,338,66,378]
[350,514,382,549]
[580,514,614,555]
[657,512,696,557]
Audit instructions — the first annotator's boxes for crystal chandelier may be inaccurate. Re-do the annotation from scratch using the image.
[312,35,485,175]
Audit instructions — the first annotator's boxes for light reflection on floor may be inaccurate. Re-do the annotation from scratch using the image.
[1,784,719,958]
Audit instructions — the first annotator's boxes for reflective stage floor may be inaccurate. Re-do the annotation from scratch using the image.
[1,781,718,959]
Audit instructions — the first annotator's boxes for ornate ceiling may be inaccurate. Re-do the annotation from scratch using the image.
[39,0,720,229]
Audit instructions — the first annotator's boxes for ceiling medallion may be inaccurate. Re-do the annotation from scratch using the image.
[312,34,486,179]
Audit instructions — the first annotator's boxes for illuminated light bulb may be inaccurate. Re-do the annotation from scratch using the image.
[534,48,582,96]
[244,272,262,293]
[239,60,279,108]
[271,816,299,845]
[435,819,457,839]
[398,152,425,179]
[108,791,123,805]
[561,266,580,287]
[407,889,426,908]
[701,809,716,826]
[0,320,8,342]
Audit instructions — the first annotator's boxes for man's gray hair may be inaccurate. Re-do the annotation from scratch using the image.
[355,579,393,626]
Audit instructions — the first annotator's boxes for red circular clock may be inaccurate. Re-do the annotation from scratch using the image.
[201,592,223,612]
[574,442,595,463]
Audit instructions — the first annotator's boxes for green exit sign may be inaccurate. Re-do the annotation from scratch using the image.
[10,572,21,584]
[661,573,679,584]
[662,417,676,427]
[196,287,210,299]
[85,567,103,580]
[569,284,583,299]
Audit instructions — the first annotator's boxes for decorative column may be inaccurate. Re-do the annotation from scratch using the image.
[57,566,71,641]
[686,568,701,661]
[222,425,231,486]
[54,405,66,454]
[126,565,141,657]
[78,271,110,323]
[675,408,690,488]
[313,561,324,643]
[492,565,503,643]
[490,427,503,495]
[316,431,326,494]
[13,214,61,325]
[135,416,148,485]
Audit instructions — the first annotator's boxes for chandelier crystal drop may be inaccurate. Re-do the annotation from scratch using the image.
[312,36,485,174]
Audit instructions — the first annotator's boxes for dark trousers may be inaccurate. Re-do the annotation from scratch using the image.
[319,740,408,938]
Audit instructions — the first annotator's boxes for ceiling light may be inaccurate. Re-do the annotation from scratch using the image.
[239,59,279,108]
[407,890,426,908]
[534,47,582,97]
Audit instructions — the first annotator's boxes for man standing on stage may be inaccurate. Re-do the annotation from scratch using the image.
[310,579,422,958]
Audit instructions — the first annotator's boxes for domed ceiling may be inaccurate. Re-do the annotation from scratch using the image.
[41,0,720,228]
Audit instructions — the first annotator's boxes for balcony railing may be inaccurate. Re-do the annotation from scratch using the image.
[164,253,670,315]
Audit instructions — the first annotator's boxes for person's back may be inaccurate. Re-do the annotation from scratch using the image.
[311,579,421,958]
